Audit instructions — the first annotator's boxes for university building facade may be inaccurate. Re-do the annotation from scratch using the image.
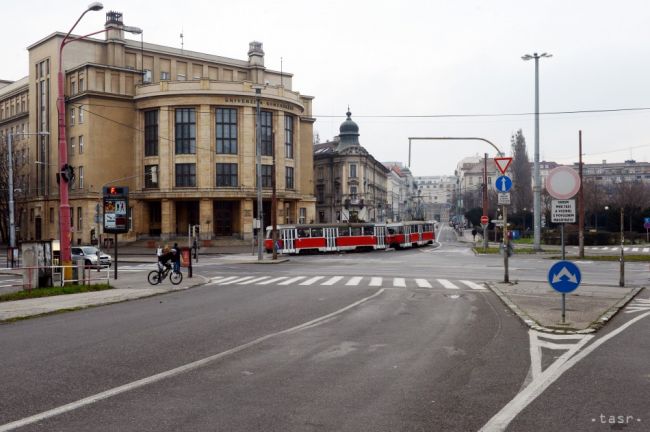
[0,11,316,244]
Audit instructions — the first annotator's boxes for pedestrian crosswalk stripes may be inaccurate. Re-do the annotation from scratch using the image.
[437,279,459,290]
[346,276,363,286]
[300,276,325,286]
[579,246,650,253]
[279,276,306,285]
[322,276,344,286]
[206,275,490,291]
[624,298,650,314]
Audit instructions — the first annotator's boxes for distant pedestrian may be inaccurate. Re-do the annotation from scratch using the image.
[156,244,163,258]
[471,228,477,241]
[171,243,181,273]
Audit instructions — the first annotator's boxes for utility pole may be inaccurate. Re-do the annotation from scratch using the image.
[578,131,585,258]
[254,86,263,260]
[620,208,625,287]
[482,153,489,249]
[271,133,278,260]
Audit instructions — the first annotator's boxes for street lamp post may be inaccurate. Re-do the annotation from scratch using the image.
[57,2,104,268]
[522,52,552,252]
[57,3,141,269]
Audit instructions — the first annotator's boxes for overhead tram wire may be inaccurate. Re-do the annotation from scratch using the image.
[72,102,650,162]
[73,101,650,119]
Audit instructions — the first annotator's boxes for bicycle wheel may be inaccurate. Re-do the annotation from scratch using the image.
[170,271,183,285]
[147,270,162,285]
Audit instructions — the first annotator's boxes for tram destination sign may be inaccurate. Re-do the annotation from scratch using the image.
[103,186,129,234]
[551,199,576,223]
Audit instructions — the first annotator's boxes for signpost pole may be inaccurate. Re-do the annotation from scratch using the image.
[560,224,566,261]
[503,205,509,283]
[114,233,118,280]
[562,293,566,323]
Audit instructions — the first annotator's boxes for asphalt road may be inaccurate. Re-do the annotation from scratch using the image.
[0,227,647,431]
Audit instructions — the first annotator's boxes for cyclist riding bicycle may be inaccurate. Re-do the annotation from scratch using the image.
[157,248,174,274]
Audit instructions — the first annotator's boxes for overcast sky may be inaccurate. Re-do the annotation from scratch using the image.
[3,0,650,176]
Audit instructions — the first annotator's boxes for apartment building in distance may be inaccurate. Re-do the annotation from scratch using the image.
[313,111,389,223]
[0,11,316,244]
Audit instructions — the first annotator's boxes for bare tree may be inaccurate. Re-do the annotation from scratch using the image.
[510,130,532,214]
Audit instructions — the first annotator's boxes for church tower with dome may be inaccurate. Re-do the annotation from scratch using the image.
[313,109,390,223]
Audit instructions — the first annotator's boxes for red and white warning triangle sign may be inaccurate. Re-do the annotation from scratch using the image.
[494,157,513,174]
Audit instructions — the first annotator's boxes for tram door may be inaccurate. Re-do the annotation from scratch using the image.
[324,227,337,251]
[402,224,411,247]
[282,228,297,253]
[417,224,423,244]
[374,225,386,249]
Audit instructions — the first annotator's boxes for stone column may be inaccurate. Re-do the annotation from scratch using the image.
[161,199,175,240]
[200,198,213,240]
[242,199,253,241]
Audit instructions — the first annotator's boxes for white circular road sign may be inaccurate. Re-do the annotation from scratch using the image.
[546,166,581,199]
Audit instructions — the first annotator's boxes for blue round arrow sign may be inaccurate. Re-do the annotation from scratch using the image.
[495,175,513,193]
[548,260,582,293]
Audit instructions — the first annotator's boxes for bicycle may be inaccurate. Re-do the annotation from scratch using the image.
[148,264,183,285]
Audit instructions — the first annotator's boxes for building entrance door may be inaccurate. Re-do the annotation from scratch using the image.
[214,201,235,236]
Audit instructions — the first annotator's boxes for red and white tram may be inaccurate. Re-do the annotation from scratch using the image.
[264,221,436,254]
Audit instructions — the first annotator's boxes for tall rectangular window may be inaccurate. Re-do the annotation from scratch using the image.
[349,163,357,178]
[216,163,238,187]
[69,137,75,156]
[78,166,84,189]
[260,111,272,156]
[175,108,196,154]
[284,115,293,159]
[70,108,75,125]
[79,77,84,92]
[144,110,159,156]
[299,208,306,224]
[175,163,196,187]
[216,108,237,154]
[70,207,74,227]
[285,166,294,189]
[261,164,273,187]
[77,207,83,231]
[78,105,84,124]
[145,165,159,188]
[78,135,84,154]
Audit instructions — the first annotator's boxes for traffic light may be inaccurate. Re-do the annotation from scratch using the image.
[193,225,200,237]
[59,164,75,183]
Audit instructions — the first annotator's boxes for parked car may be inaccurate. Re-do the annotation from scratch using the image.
[71,246,112,268]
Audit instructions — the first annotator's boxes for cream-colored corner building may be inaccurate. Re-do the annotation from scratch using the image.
[0,11,315,244]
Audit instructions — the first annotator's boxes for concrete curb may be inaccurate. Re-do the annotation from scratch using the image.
[486,282,645,334]
[0,275,211,323]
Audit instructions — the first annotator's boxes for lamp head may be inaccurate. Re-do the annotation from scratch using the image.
[521,54,533,61]
[87,2,103,12]
[123,25,143,34]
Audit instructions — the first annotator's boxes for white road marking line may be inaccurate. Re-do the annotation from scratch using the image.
[415,279,432,288]
[437,279,459,290]
[632,247,639,252]
[346,277,363,286]
[238,276,270,285]
[220,276,256,285]
[393,278,406,287]
[300,276,325,285]
[460,280,487,290]
[322,276,343,286]
[369,277,383,287]
[0,288,386,432]
[279,276,306,285]
[257,276,289,285]
[480,312,650,432]
[643,248,649,253]
[623,247,630,252]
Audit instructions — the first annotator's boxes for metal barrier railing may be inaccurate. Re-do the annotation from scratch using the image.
[1,265,111,291]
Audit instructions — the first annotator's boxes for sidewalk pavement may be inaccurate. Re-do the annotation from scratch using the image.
[488,281,644,334]
[0,253,289,322]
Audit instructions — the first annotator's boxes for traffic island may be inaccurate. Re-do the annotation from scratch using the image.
[488,281,644,334]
